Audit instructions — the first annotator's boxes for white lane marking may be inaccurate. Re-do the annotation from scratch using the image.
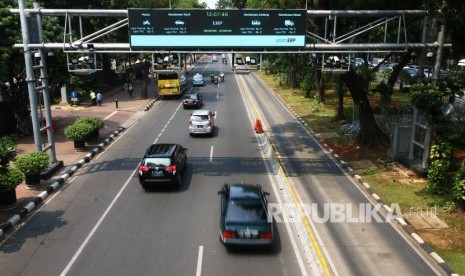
[152,103,181,144]
[236,74,309,276]
[196,245,204,276]
[61,105,184,275]
[103,111,118,120]
[210,146,214,162]
[60,166,138,276]
[216,93,219,99]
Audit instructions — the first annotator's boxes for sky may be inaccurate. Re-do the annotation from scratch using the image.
[203,0,217,9]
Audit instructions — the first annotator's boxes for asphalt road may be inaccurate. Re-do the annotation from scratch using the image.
[0,59,309,276]
[0,56,444,276]
[238,72,443,275]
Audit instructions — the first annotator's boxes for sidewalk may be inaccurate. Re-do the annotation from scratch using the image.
[0,80,155,227]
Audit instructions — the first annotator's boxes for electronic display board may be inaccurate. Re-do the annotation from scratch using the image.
[128,9,307,49]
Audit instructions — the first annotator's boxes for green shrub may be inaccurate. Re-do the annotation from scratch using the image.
[453,160,465,201]
[75,116,104,130]
[426,142,453,194]
[14,151,50,175]
[64,122,94,141]
[0,136,17,168]
[0,166,24,190]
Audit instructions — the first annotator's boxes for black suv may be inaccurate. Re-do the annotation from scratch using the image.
[138,143,188,190]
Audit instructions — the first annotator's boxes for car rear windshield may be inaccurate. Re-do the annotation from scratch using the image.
[225,201,267,223]
[142,158,171,167]
[158,72,178,80]
[191,115,209,122]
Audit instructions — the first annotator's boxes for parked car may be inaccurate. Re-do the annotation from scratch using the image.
[192,73,205,86]
[218,183,274,248]
[349,57,365,68]
[138,143,187,190]
[189,109,215,137]
[183,93,203,109]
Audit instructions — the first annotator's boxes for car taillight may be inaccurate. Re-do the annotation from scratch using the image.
[166,164,176,173]
[221,230,236,239]
[260,231,273,240]
[139,165,149,173]
[208,119,212,126]
[189,119,192,125]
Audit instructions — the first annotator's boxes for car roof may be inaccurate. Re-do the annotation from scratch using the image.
[191,109,211,116]
[144,143,179,158]
[228,184,262,201]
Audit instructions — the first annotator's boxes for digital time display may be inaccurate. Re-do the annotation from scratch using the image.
[206,11,229,17]
[128,9,306,49]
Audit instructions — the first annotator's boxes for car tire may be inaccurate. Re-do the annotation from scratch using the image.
[141,182,148,191]
[175,173,182,189]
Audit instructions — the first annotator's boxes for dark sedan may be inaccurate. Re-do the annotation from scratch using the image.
[183,93,203,109]
[218,183,274,248]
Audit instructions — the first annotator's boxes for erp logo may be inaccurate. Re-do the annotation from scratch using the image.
[275,37,297,44]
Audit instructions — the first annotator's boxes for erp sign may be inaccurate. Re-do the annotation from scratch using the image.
[128,9,306,49]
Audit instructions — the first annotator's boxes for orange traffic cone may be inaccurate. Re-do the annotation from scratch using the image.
[254,119,263,134]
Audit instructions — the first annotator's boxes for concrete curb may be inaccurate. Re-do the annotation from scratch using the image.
[260,78,458,276]
[0,127,125,239]
[143,97,159,111]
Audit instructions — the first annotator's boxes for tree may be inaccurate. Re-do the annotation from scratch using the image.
[215,0,232,8]
[342,70,387,146]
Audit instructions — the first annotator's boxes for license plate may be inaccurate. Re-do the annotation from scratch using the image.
[152,171,163,176]
[238,229,258,239]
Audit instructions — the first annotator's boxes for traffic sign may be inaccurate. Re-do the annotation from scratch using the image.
[128,9,306,49]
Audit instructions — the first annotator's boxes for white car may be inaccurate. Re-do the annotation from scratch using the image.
[189,110,215,137]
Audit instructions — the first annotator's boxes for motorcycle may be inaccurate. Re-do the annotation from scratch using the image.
[213,75,219,85]
[219,72,225,81]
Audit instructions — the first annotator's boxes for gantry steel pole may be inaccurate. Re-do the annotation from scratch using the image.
[18,0,42,152]
[34,1,57,163]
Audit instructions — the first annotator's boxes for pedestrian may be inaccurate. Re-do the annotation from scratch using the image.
[128,83,133,98]
[96,92,103,106]
[90,90,96,106]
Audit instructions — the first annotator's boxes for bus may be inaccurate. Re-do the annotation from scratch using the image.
[157,69,187,97]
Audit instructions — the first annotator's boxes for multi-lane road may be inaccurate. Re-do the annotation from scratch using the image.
[0,56,444,275]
